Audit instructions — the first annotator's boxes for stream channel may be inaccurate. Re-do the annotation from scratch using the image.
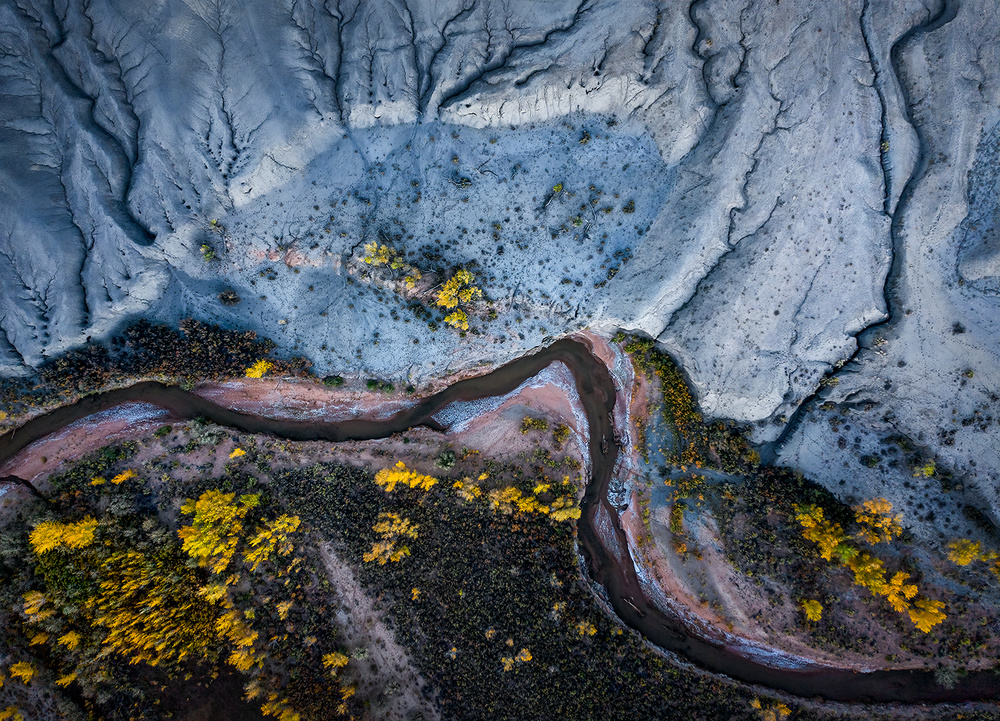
[1,338,997,705]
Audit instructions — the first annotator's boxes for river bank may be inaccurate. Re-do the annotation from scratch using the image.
[1,335,998,708]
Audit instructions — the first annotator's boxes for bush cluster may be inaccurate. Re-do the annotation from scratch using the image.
[0,319,311,419]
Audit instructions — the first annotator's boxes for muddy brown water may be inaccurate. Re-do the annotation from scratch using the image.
[2,339,997,704]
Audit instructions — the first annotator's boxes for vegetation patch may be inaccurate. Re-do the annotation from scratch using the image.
[357,242,486,332]
[711,466,995,666]
[0,442,351,721]
[614,334,759,472]
[270,455,792,721]
[0,319,311,422]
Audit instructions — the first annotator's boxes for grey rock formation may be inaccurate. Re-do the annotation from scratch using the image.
[778,1,1000,543]
[1,0,997,531]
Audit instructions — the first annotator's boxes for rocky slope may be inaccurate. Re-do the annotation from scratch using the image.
[1,0,997,535]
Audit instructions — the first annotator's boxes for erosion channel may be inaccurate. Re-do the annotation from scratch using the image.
[1,338,997,705]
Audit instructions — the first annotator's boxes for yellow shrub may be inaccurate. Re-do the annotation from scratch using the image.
[245,360,274,378]
[111,469,137,485]
[374,462,438,493]
[444,309,469,330]
[800,599,823,622]
[948,538,982,566]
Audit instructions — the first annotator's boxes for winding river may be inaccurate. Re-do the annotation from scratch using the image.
[1,338,997,705]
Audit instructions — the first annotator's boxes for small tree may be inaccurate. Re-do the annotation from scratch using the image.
[800,599,823,622]
[177,490,260,573]
[363,513,418,565]
[947,538,982,566]
[853,498,903,543]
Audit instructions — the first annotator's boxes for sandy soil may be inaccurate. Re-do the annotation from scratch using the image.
[193,377,421,421]
[319,545,439,721]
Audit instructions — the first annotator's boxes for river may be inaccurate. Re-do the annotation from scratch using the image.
[1,338,996,704]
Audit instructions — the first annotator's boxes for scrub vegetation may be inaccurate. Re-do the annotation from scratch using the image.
[0,320,310,423]
[617,333,997,675]
[614,334,760,472]
[0,427,827,721]
[0,441,353,721]
[356,241,486,333]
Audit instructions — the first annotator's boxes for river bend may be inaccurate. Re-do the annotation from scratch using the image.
[1,339,996,704]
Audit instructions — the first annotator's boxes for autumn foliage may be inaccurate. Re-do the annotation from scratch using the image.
[361,241,421,288]
[853,498,903,544]
[2,442,360,721]
[793,501,944,632]
[436,269,482,329]
[178,490,261,573]
[245,359,275,379]
[1,319,311,420]
[800,599,823,622]
[363,512,419,565]
[373,462,438,493]
[29,517,98,553]
[946,537,1000,581]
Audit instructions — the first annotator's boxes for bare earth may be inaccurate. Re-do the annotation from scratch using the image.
[319,544,440,721]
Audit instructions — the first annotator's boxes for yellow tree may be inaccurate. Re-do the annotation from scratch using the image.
[29,517,99,554]
[444,309,469,330]
[800,599,823,622]
[947,538,982,566]
[794,505,848,561]
[436,269,478,309]
[435,269,482,328]
[453,478,483,502]
[8,663,35,684]
[908,598,947,633]
[883,571,919,613]
[244,515,301,572]
[87,547,219,667]
[110,470,137,485]
[853,498,903,543]
[362,242,395,266]
[178,490,261,573]
[750,698,791,721]
[363,513,418,565]
[322,652,349,677]
[361,242,421,287]
[548,494,582,522]
[847,552,888,595]
[373,462,438,493]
